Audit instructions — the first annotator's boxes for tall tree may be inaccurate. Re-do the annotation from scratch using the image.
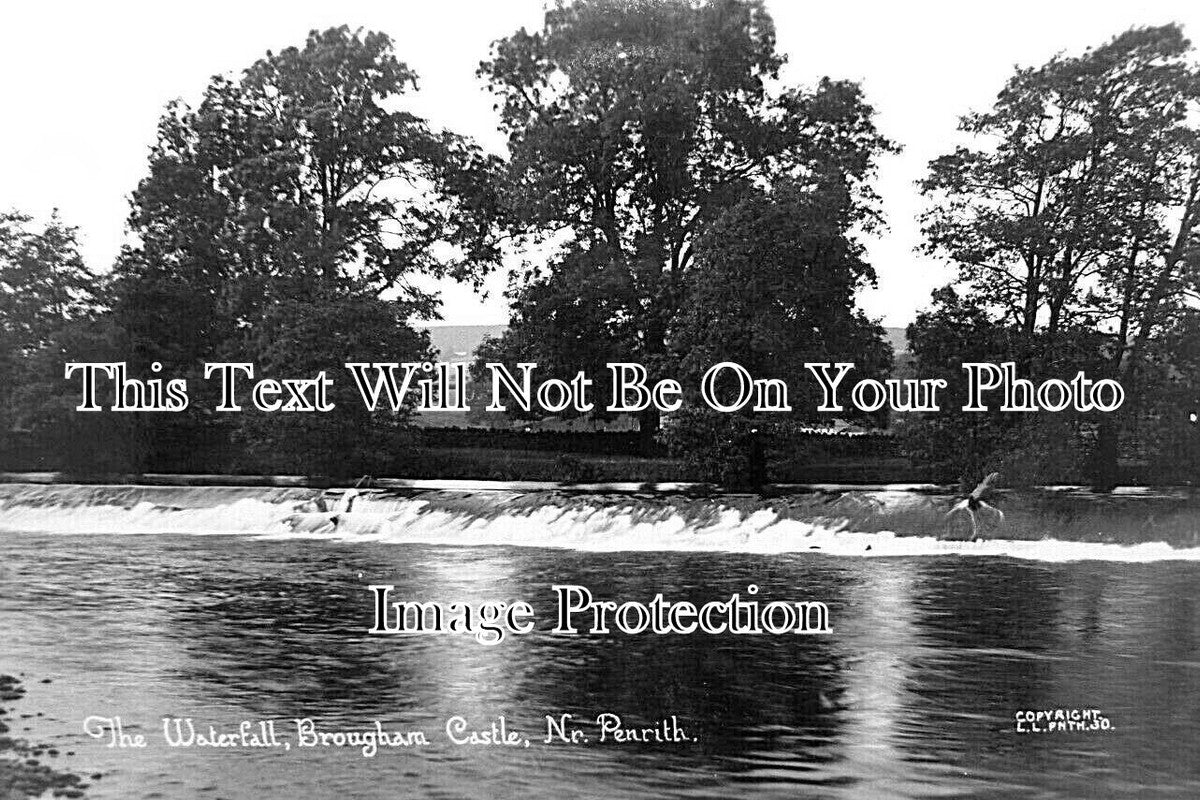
[103,26,497,469]
[665,178,892,486]
[479,0,895,441]
[1088,28,1200,486]
[0,211,136,471]
[0,211,96,352]
[918,24,1200,486]
[112,25,497,368]
[675,178,892,412]
[0,211,98,430]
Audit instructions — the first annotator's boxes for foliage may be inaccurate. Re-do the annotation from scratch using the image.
[1125,309,1200,480]
[549,453,598,483]
[477,0,896,440]
[471,243,641,423]
[915,25,1200,486]
[0,211,97,354]
[921,26,1199,352]
[899,288,1106,485]
[228,291,431,476]
[110,25,495,369]
[674,178,893,419]
[82,26,493,472]
[661,407,769,488]
[0,211,112,449]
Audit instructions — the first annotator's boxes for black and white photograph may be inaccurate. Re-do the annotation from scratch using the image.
[2,1,1200,797]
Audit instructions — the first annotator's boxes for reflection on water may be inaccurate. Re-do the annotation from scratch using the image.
[3,533,1200,798]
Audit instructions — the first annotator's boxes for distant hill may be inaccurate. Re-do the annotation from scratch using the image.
[415,323,915,428]
[422,324,507,361]
[421,323,912,365]
[884,326,915,377]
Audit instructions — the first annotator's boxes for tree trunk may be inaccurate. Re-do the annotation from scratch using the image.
[1090,166,1199,491]
[747,428,767,490]
[637,406,661,456]
[1091,416,1120,492]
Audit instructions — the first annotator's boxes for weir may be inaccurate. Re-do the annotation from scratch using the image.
[1,482,1198,562]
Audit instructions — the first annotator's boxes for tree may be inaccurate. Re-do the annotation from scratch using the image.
[471,243,642,425]
[479,0,895,444]
[663,178,892,486]
[111,25,496,367]
[0,211,99,431]
[918,24,1200,486]
[230,291,431,476]
[901,288,1103,484]
[675,179,892,411]
[0,211,139,471]
[1086,29,1200,487]
[0,211,96,352]
[105,26,493,469]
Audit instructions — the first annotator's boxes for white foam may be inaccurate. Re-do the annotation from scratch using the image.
[2,485,1198,563]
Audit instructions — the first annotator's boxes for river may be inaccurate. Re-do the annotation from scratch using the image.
[2,483,1198,798]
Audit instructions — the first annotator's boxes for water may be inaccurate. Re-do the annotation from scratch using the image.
[2,484,1200,798]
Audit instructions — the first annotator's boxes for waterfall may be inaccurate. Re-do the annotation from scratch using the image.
[2,482,1198,562]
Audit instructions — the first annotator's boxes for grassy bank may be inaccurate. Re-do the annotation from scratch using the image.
[397,447,939,485]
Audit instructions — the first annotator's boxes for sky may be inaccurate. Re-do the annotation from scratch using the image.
[2,1,1199,329]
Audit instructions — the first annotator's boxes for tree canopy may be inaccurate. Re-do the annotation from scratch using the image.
[112,25,496,368]
[916,24,1200,484]
[477,0,896,441]
[0,211,99,429]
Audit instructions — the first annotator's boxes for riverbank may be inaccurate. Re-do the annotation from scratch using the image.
[0,675,92,799]
[0,470,945,496]
[3,470,1195,499]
